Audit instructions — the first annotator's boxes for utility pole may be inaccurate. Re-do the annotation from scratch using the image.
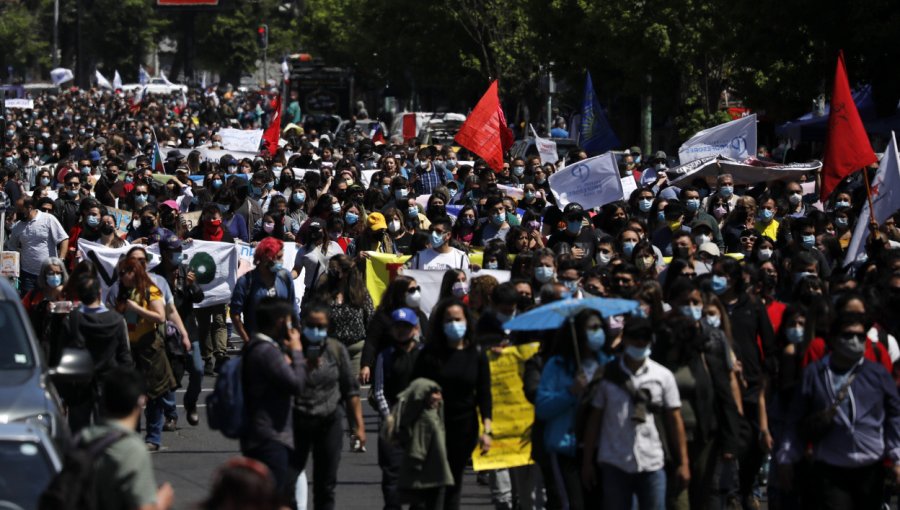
[546,64,555,137]
[52,0,59,67]
[641,74,652,155]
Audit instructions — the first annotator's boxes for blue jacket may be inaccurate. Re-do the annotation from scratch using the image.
[535,355,580,457]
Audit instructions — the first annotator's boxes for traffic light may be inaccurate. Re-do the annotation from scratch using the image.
[257,24,268,49]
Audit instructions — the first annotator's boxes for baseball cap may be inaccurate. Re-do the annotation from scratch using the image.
[391,308,419,326]
[563,202,585,220]
[160,200,179,211]
[629,146,642,155]
[88,150,102,162]
[367,212,387,231]
[160,231,183,252]
[698,242,720,258]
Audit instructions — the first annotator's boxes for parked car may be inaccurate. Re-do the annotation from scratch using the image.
[334,118,388,145]
[0,277,92,447]
[121,78,187,95]
[509,137,580,163]
[0,423,63,510]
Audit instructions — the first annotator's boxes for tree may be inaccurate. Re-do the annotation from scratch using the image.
[0,2,50,79]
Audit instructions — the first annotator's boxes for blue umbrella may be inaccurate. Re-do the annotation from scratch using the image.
[503,297,639,332]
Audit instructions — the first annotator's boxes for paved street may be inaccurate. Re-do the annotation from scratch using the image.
[153,380,495,509]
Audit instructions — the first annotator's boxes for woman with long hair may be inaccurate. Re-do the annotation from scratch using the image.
[114,256,173,451]
[359,275,427,384]
[413,298,492,510]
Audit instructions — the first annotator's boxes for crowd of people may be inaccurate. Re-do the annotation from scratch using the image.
[8,83,900,510]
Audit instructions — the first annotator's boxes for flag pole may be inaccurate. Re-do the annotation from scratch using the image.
[861,165,877,226]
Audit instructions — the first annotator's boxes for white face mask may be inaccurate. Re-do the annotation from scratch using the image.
[405,290,421,308]
[596,251,612,267]
[388,220,401,234]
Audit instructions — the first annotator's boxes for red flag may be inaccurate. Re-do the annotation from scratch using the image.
[455,81,513,172]
[263,95,282,156]
[821,51,877,200]
[402,113,417,141]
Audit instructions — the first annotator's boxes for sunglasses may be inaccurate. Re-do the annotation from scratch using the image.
[407,287,421,294]
[740,236,757,243]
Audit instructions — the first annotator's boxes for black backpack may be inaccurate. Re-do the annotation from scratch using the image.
[39,429,127,510]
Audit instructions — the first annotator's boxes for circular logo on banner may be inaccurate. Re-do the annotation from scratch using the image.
[571,164,591,182]
[189,252,217,285]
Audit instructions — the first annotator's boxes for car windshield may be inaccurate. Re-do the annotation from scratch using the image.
[0,439,54,508]
[0,302,34,369]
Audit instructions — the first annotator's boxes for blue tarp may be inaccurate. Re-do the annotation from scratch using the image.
[776,85,876,141]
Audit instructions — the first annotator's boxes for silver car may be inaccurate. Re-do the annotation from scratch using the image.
[0,423,63,510]
[0,277,92,446]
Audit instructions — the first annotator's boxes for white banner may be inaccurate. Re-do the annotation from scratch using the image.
[620,175,638,201]
[845,131,900,266]
[183,240,239,307]
[50,68,73,86]
[403,269,510,318]
[678,114,757,164]
[219,128,263,153]
[667,156,822,187]
[4,99,33,110]
[236,241,306,311]
[531,125,559,165]
[548,152,623,209]
[78,239,157,302]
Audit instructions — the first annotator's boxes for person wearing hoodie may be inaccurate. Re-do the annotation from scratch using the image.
[61,272,133,433]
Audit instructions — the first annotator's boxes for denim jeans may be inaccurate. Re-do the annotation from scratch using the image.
[163,341,204,420]
[600,464,666,510]
[144,396,165,446]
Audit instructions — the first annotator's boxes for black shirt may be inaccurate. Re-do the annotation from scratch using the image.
[413,343,492,423]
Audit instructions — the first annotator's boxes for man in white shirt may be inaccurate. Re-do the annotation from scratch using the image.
[8,197,69,295]
[407,216,470,271]
[581,317,689,510]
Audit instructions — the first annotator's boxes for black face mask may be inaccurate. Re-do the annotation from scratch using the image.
[673,246,691,260]
[100,223,115,236]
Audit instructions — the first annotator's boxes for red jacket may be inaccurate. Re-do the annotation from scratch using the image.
[802,337,893,374]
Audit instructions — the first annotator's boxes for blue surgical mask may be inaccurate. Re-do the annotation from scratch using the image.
[835,217,848,228]
[562,279,578,293]
[566,220,582,234]
[443,321,467,343]
[524,191,535,201]
[679,305,703,322]
[801,235,815,248]
[625,344,652,361]
[719,186,734,198]
[67,188,79,198]
[86,215,100,227]
[835,200,850,209]
[638,198,653,212]
[623,240,636,257]
[211,179,222,189]
[657,211,665,222]
[485,260,498,270]
[535,266,555,283]
[461,217,475,227]
[344,212,359,225]
[759,209,774,221]
[686,198,700,212]
[265,181,274,191]
[512,166,525,177]
[46,274,62,288]
[135,193,148,204]
[786,326,805,344]
[39,177,50,186]
[587,327,606,352]
[292,192,305,204]
[395,189,408,200]
[408,206,419,217]
[492,213,506,226]
[303,326,328,343]
[703,314,722,329]
[711,275,728,295]
[430,231,445,248]
[249,184,262,198]
[382,185,391,196]
[271,261,284,272]
[125,176,133,183]
[331,203,342,214]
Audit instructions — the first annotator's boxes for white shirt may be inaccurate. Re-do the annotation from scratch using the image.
[592,357,681,473]
[408,247,470,271]
[868,326,900,363]
[7,211,69,275]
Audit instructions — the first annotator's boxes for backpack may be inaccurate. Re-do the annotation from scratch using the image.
[206,341,262,439]
[38,430,127,510]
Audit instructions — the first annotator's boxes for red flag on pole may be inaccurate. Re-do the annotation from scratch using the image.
[263,95,282,156]
[402,113,417,141]
[454,81,514,172]
[821,51,877,201]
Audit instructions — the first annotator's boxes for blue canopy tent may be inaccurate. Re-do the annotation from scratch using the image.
[776,85,876,142]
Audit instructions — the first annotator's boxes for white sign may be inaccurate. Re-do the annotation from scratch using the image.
[0,252,19,277]
[184,240,239,307]
[4,99,33,110]
[531,125,559,165]
[548,152,623,209]
[219,128,264,153]
[620,175,638,201]
[678,114,757,164]
[361,170,378,188]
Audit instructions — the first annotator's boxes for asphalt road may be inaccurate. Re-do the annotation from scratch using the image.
[152,380,495,510]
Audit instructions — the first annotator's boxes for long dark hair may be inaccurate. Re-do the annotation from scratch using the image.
[438,269,466,301]
[376,275,417,315]
[427,298,475,352]
[553,309,605,371]
[316,254,368,307]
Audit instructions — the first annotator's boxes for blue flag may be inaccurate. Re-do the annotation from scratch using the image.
[578,72,620,156]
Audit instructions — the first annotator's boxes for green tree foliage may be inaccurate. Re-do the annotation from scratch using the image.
[0,2,50,76]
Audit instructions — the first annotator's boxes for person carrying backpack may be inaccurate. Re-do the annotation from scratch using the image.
[40,367,174,510]
[291,301,365,510]
[231,236,300,343]
[240,296,306,506]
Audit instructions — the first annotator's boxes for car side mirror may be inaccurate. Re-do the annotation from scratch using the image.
[49,348,94,385]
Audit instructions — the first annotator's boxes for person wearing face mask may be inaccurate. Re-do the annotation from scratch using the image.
[639,150,670,193]
[96,212,126,248]
[754,195,779,240]
[294,218,344,293]
[701,174,739,212]
[831,207,854,249]
[63,198,103,271]
[53,171,84,232]
[412,299,492,510]
[291,301,365,510]
[547,203,598,271]
[371,307,428,508]
[680,186,725,252]
[359,276,428,385]
[709,257,777,508]
[581,316,689,510]
[651,202,695,258]
[410,146,448,196]
[231,237,301,343]
[476,197,511,245]
[776,313,900,510]
[407,217,470,271]
[9,196,70,296]
[660,280,743,510]
[788,218,833,279]
[783,181,808,218]
[239,297,307,505]
[535,310,611,509]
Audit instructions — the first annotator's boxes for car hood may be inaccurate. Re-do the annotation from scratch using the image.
[0,369,50,420]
